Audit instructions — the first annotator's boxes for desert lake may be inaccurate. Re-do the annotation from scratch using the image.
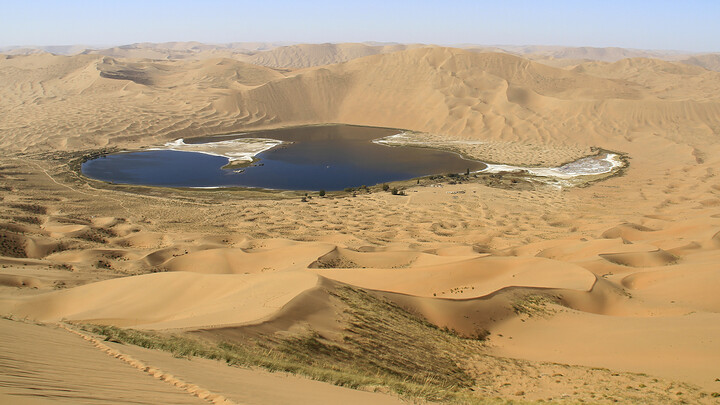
[81,125,487,190]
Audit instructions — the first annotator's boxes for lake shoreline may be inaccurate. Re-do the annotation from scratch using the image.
[82,125,627,191]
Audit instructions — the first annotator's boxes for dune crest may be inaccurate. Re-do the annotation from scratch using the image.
[1,271,319,330]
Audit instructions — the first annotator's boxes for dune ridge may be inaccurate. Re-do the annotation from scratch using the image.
[2,46,720,163]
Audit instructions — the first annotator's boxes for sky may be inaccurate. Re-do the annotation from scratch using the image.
[1,0,718,52]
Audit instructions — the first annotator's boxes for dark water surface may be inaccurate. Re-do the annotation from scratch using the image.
[82,125,486,191]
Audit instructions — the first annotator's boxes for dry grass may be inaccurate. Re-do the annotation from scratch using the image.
[79,286,506,404]
[511,294,559,317]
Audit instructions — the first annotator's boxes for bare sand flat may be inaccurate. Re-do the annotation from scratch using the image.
[1,43,720,403]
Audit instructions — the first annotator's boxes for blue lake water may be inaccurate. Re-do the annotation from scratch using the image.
[81,125,486,191]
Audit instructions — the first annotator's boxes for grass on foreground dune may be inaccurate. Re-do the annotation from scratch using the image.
[78,286,509,404]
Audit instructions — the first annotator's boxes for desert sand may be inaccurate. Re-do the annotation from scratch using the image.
[1,42,719,403]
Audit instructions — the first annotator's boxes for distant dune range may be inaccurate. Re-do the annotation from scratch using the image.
[1,42,720,403]
[1,44,720,162]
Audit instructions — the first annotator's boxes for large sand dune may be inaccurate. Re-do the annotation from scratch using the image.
[3,46,719,161]
[1,42,720,403]
[1,271,320,329]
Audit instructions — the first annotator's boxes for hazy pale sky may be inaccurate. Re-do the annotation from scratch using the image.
[2,0,718,52]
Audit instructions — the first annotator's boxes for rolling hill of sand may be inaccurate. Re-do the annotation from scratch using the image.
[6,41,699,63]
[507,45,688,61]
[681,53,720,72]
[4,46,720,156]
[4,42,428,68]
[82,41,294,61]
[1,43,720,403]
[237,42,428,69]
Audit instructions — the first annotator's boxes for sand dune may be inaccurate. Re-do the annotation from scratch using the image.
[239,42,427,69]
[0,319,207,404]
[81,41,291,60]
[312,256,596,299]
[490,309,720,390]
[681,53,720,71]
[487,45,689,62]
[2,42,720,402]
[4,45,719,163]
[0,271,319,329]
[0,318,404,404]
[164,243,335,274]
[7,41,699,67]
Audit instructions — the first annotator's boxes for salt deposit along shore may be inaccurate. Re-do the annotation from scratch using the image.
[479,153,624,181]
[163,131,625,183]
[156,137,284,164]
[374,132,626,185]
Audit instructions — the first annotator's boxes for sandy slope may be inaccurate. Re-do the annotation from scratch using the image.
[2,43,720,402]
[311,256,596,298]
[1,271,319,329]
[484,45,690,62]
[238,42,427,69]
[0,318,206,404]
[3,46,719,164]
[7,41,702,67]
[81,41,291,60]
[0,318,404,404]
[681,53,720,72]
[98,333,405,405]
[490,309,720,390]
